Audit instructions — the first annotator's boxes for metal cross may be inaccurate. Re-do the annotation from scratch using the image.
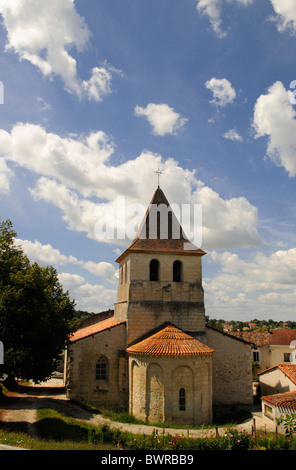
[154,166,163,187]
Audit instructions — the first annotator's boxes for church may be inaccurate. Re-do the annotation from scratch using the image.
[65,185,253,426]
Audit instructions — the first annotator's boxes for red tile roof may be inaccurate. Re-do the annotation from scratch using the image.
[116,187,206,263]
[230,329,296,347]
[69,317,125,342]
[258,364,296,385]
[126,324,215,357]
[261,390,296,410]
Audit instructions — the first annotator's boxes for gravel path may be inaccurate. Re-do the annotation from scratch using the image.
[0,376,275,444]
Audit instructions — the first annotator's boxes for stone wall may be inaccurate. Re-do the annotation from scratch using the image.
[115,252,206,345]
[128,354,213,426]
[206,325,253,406]
[66,323,128,410]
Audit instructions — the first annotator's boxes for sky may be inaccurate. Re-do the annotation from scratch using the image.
[0,0,296,322]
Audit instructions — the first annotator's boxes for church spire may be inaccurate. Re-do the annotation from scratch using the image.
[115,186,206,263]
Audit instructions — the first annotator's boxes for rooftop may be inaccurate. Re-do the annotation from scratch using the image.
[69,316,125,342]
[230,328,296,347]
[126,323,215,357]
[261,390,296,410]
[258,364,296,385]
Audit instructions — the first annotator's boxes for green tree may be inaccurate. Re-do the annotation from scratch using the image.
[0,219,79,383]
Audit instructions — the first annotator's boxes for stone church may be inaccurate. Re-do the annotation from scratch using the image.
[65,186,253,426]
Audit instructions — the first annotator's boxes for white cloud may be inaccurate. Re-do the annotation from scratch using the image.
[196,0,296,38]
[134,103,188,136]
[83,261,118,284]
[58,272,116,312]
[0,0,115,100]
[0,157,13,193]
[205,248,296,319]
[15,237,118,311]
[82,66,113,102]
[0,123,115,197]
[205,78,236,107]
[15,238,81,266]
[252,81,296,177]
[192,183,262,249]
[16,237,118,284]
[223,128,243,142]
[196,0,226,38]
[0,122,262,251]
[196,0,253,38]
[269,0,296,34]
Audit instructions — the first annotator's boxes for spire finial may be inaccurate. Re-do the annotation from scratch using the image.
[154,165,163,187]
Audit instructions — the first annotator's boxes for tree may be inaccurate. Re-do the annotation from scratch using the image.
[0,219,79,383]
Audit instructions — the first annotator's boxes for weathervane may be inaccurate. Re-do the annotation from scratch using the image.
[154,166,163,187]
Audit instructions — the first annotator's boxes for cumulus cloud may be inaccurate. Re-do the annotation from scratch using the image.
[223,128,243,142]
[192,183,262,249]
[16,237,118,310]
[0,122,262,251]
[205,78,236,107]
[269,0,296,34]
[15,238,81,266]
[0,157,13,193]
[0,0,116,100]
[0,123,115,197]
[58,272,117,312]
[205,248,296,319]
[252,81,296,177]
[196,0,296,38]
[134,103,188,136]
[196,0,253,38]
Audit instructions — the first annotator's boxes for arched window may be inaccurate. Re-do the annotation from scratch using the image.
[179,388,186,411]
[149,259,160,281]
[95,356,108,381]
[173,260,182,282]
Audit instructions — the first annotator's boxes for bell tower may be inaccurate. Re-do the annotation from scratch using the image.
[114,186,206,346]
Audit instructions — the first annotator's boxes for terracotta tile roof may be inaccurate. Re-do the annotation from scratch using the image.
[116,187,206,263]
[258,364,296,385]
[69,317,125,342]
[126,324,215,357]
[230,329,296,347]
[261,390,296,410]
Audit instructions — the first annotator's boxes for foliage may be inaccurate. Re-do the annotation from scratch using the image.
[125,427,251,450]
[0,218,79,383]
[276,413,296,438]
[4,405,296,450]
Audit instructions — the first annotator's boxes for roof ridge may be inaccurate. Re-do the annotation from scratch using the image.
[126,323,215,357]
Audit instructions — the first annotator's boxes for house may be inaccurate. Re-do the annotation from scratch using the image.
[258,364,296,397]
[65,186,253,426]
[261,391,296,433]
[230,329,296,378]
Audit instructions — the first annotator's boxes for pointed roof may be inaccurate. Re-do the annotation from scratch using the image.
[126,323,215,357]
[116,186,206,263]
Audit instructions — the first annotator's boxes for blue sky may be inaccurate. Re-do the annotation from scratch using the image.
[0,0,296,321]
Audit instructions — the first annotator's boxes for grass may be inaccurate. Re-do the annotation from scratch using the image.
[1,406,296,450]
[0,408,120,450]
